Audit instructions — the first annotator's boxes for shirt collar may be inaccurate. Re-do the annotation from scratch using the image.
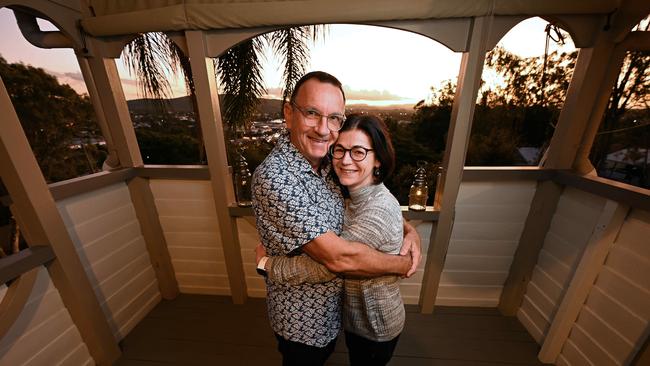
[277,132,333,177]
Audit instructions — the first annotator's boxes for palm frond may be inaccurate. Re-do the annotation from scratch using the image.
[216,38,266,128]
[122,33,174,100]
[268,25,325,102]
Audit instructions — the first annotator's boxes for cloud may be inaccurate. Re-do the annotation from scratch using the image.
[343,86,403,101]
[263,85,404,102]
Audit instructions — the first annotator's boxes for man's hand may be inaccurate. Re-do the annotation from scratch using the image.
[400,220,422,277]
[255,243,267,264]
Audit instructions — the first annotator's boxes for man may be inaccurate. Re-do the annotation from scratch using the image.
[252,71,421,366]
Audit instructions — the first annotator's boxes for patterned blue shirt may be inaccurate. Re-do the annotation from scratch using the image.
[252,133,344,347]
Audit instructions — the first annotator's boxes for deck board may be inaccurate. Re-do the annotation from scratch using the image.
[116,295,549,365]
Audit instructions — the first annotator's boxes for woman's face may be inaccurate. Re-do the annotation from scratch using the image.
[332,129,380,192]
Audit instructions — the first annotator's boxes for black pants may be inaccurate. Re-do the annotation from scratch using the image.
[344,331,400,366]
[275,333,337,366]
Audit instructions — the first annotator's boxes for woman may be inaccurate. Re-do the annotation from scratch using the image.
[256,113,405,366]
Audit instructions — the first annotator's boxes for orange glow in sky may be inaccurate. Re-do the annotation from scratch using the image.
[0,9,575,106]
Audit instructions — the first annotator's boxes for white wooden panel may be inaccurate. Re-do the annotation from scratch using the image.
[57,183,133,226]
[517,306,544,344]
[58,343,94,366]
[439,270,507,286]
[111,281,160,339]
[57,182,159,341]
[519,296,550,338]
[456,181,536,205]
[443,255,513,272]
[165,232,220,247]
[172,259,227,275]
[605,245,650,291]
[154,198,216,216]
[451,222,524,241]
[85,237,148,287]
[455,204,531,223]
[436,284,501,301]
[95,253,152,301]
[447,239,518,256]
[168,246,224,261]
[553,187,606,227]
[547,214,595,251]
[556,208,650,366]
[525,281,555,321]
[615,209,650,257]
[530,266,564,304]
[24,326,88,366]
[66,205,137,247]
[79,221,142,266]
[149,179,214,200]
[576,306,634,363]
[543,232,581,268]
[101,266,157,317]
[567,324,618,366]
[559,339,593,366]
[594,268,650,320]
[158,216,219,233]
[443,182,534,306]
[0,268,93,366]
[585,286,647,345]
[536,250,572,288]
[175,273,230,288]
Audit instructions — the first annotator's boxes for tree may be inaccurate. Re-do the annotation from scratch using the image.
[0,56,105,182]
[122,27,323,150]
[590,18,650,171]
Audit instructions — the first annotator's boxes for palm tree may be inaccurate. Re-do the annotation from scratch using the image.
[121,26,325,162]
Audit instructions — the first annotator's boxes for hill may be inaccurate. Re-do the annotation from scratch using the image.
[127,96,284,115]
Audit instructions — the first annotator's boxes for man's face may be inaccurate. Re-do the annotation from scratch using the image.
[284,79,345,170]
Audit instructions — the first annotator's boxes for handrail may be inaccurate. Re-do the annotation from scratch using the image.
[0,246,56,285]
[2,166,648,218]
[553,171,650,212]
[228,205,441,221]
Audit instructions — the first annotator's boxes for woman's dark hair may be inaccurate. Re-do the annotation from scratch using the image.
[339,113,395,184]
[289,71,346,103]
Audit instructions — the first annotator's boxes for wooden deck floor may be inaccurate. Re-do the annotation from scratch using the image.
[115,294,549,366]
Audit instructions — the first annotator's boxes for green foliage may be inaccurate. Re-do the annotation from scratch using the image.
[0,56,106,183]
[484,46,576,108]
[217,39,266,129]
[133,113,202,164]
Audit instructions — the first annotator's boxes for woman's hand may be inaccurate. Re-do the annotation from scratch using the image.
[255,242,267,264]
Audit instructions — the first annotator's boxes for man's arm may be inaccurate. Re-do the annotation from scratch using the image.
[303,232,411,277]
[400,220,422,277]
[255,243,336,285]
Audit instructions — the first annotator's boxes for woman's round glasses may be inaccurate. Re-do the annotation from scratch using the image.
[330,145,374,161]
[291,102,346,131]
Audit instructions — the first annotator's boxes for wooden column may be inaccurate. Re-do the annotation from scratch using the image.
[81,47,179,298]
[419,16,491,314]
[498,180,563,315]
[0,75,120,365]
[185,30,247,304]
[574,31,650,174]
[538,200,628,363]
[498,34,618,315]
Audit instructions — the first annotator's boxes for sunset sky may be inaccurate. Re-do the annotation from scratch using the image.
[0,8,575,106]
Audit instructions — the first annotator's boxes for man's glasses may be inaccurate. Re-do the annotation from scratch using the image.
[330,145,374,162]
[291,102,346,132]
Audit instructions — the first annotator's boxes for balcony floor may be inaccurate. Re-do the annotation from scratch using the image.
[115,294,549,365]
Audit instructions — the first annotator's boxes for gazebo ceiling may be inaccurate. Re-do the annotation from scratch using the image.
[80,0,621,37]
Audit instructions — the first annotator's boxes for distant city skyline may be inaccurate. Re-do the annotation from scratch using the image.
[0,8,575,106]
